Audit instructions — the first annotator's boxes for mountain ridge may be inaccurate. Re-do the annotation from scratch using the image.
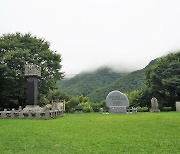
[57,59,157,102]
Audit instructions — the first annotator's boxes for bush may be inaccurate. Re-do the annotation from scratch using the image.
[69,108,75,113]
[79,102,93,113]
[65,97,80,112]
[38,94,49,106]
[126,90,140,106]
[162,107,173,112]
[91,102,105,112]
[137,106,149,112]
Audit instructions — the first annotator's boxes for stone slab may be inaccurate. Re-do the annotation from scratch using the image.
[106,90,129,108]
[176,102,180,112]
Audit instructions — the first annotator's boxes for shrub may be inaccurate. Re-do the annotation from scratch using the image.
[137,106,149,112]
[38,94,49,106]
[79,102,93,113]
[69,108,75,113]
[91,102,105,112]
[162,107,173,112]
[66,97,80,112]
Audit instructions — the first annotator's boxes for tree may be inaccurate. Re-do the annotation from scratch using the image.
[47,89,70,102]
[0,33,64,108]
[145,52,180,108]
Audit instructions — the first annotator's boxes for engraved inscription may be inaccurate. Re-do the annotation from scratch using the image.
[25,64,41,77]
[106,90,129,107]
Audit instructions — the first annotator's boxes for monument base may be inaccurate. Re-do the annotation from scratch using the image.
[23,105,43,112]
[150,109,160,112]
[0,104,64,119]
[109,106,127,113]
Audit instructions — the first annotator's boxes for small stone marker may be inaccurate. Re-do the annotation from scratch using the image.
[10,109,15,118]
[176,102,180,112]
[150,97,160,112]
[18,112,24,118]
[1,109,7,118]
[36,112,41,119]
[106,90,129,113]
[18,106,22,111]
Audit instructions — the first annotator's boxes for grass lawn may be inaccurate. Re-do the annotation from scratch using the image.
[0,112,180,154]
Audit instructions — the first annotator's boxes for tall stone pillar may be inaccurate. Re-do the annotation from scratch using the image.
[27,77,38,105]
[25,64,41,106]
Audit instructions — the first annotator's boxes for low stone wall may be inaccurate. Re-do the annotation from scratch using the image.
[0,109,64,120]
[101,107,137,114]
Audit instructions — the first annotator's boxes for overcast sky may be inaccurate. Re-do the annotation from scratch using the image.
[1,0,180,75]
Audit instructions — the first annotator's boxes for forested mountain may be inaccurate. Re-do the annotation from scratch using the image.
[87,68,146,102]
[57,67,126,97]
[57,60,156,102]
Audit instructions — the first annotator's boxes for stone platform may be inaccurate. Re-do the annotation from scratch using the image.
[0,105,64,120]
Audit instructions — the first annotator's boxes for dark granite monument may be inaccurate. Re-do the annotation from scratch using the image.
[25,64,41,105]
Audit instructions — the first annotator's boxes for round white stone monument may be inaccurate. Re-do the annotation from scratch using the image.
[106,90,129,113]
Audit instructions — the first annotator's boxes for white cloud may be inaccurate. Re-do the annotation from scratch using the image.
[1,0,180,75]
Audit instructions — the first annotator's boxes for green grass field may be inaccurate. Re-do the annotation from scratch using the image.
[0,112,180,154]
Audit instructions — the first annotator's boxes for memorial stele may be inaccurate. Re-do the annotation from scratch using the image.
[106,90,129,113]
[0,64,64,119]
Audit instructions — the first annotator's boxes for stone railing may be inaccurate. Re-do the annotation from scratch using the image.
[126,107,137,113]
[100,107,137,114]
[0,109,64,120]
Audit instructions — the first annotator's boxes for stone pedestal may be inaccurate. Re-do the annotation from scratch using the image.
[109,106,127,113]
[150,108,160,112]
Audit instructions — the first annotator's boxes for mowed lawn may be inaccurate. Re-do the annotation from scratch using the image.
[0,112,180,154]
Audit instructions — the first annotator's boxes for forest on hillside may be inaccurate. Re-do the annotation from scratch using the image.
[0,32,179,112]
[58,52,180,111]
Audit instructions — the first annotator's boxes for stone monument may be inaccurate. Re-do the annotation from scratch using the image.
[150,97,160,112]
[176,102,180,112]
[0,64,64,119]
[106,90,129,113]
[25,64,41,105]
[24,64,41,111]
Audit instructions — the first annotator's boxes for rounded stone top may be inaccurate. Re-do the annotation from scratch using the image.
[106,90,129,107]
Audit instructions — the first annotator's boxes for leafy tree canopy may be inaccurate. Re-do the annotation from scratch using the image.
[0,32,63,108]
[145,51,180,108]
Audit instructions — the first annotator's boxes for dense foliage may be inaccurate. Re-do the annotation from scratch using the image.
[65,95,104,113]
[58,67,123,97]
[58,52,180,110]
[58,66,148,102]
[0,33,63,108]
[129,52,180,109]
[88,68,147,102]
[1,32,179,111]
[145,52,180,108]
